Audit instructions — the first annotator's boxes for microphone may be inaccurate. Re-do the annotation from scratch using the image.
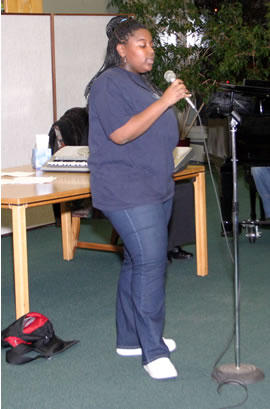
[164,70,197,111]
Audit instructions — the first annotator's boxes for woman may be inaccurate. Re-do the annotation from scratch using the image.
[86,16,191,380]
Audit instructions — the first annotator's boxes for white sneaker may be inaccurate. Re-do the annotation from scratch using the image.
[116,338,176,357]
[144,357,178,379]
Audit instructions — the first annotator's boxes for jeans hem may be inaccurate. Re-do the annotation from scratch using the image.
[142,353,170,366]
[116,345,141,349]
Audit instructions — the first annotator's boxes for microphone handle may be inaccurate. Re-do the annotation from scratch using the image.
[168,77,197,111]
[185,97,197,111]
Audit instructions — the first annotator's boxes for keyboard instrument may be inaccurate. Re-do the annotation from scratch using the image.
[41,146,193,174]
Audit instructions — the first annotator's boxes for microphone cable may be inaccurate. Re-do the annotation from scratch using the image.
[197,113,234,263]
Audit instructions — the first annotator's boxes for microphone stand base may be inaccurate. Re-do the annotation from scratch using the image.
[212,363,264,385]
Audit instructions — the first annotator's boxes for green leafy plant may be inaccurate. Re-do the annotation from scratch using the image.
[109,0,270,107]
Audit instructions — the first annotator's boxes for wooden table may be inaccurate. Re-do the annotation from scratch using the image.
[1,164,208,319]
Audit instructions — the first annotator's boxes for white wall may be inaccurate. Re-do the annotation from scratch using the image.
[1,15,54,168]
[54,15,112,118]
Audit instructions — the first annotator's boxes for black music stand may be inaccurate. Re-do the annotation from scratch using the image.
[211,87,265,385]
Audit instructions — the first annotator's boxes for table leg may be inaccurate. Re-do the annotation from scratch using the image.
[11,205,29,318]
[61,202,75,260]
[194,172,208,276]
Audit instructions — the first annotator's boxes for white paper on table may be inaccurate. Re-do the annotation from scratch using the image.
[1,176,56,184]
[1,171,35,177]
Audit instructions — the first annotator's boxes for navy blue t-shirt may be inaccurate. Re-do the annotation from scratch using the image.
[88,67,179,211]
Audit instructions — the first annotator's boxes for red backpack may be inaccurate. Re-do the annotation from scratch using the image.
[1,312,79,365]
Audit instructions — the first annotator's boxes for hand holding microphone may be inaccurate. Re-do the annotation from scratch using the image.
[164,70,197,111]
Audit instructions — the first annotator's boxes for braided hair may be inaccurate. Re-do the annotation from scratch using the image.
[84,16,146,99]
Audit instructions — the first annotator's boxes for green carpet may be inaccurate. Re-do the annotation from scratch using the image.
[1,169,270,409]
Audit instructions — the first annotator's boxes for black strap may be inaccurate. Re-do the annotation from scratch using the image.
[5,344,47,365]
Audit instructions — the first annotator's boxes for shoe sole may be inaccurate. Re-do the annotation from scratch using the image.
[144,366,178,380]
[143,358,178,379]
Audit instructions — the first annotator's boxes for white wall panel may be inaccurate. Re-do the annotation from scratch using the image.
[1,15,55,234]
[54,15,114,117]
[1,14,54,168]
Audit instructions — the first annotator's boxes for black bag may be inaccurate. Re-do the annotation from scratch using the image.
[1,312,79,365]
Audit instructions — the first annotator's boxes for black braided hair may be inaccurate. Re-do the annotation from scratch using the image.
[84,16,146,99]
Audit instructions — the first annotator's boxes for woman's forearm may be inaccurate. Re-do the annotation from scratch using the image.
[109,98,170,145]
[110,79,190,145]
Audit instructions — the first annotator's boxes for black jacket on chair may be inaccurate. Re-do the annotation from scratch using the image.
[48,107,90,222]
[49,107,89,154]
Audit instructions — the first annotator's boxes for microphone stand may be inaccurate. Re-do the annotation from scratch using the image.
[211,106,264,385]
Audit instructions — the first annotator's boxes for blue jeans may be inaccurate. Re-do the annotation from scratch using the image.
[251,167,270,218]
[103,198,173,365]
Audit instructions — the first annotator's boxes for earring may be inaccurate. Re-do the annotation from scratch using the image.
[122,56,127,65]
